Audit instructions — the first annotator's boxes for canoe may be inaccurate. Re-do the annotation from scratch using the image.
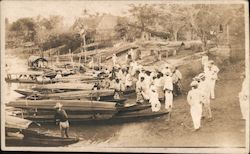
[23,89,115,100]
[6,129,79,147]
[5,78,58,84]
[32,83,95,92]
[18,109,168,125]
[7,99,117,113]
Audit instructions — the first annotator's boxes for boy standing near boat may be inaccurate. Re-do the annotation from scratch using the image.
[54,103,69,138]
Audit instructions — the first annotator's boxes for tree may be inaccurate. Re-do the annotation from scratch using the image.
[10,17,37,42]
[157,4,189,41]
[128,4,160,38]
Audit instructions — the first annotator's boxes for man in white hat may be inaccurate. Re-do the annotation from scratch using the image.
[54,102,69,138]
[149,84,161,112]
[187,81,203,131]
[204,60,219,99]
[198,73,212,119]
[239,73,249,120]
[164,72,173,112]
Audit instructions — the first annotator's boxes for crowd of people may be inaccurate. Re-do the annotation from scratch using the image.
[100,52,183,114]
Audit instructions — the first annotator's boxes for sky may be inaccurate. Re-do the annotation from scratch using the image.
[1,0,166,27]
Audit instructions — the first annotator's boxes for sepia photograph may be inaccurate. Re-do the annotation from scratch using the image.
[1,0,249,153]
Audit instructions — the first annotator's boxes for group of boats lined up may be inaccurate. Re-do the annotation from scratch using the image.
[5,56,168,147]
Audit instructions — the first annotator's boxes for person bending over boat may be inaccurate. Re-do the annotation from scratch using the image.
[54,103,69,138]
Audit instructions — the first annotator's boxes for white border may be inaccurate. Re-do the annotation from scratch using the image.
[1,0,249,153]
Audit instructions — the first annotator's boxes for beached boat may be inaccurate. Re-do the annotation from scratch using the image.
[18,109,168,125]
[5,115,79,147]
[14,89,115,100]
[7,99,118,114]
[5,71,58,84]
[31,83,95,92]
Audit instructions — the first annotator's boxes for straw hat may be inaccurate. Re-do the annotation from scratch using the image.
[54,102,63,108]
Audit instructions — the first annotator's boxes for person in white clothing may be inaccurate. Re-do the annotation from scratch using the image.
[112,54,118,66]
[136,77,148,103]
[198,73,212,119]
[149,85,161,112]
[55,71,62,79]
[163,72,173,112]
[125,70,133,89]
[172,66,183,96]
[204,60,219,99]
[162,65,172,76]
[153,73,165,100]
[239,74,249,120]
[187,81,203,131]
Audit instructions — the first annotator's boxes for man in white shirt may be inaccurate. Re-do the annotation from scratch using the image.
[149,84,161,112]
[136,77,148,103]
[112,54,118,66]
[204,60,219,99]
[187,81,203,131]
[198,73,212,119]
[153,73,165,100]
[164,72,173,112]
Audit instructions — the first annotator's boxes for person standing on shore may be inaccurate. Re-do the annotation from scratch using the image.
[54,103,69,138]
[187,81,203,131]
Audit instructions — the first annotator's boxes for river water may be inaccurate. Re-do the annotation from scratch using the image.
[4,53,167,147]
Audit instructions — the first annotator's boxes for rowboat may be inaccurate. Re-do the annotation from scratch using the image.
[15,89,115,100]
[15,109,168,125]
[6,131,79,147]
[31,83,95,92]
[5,72,58,84]
[7,99,118,114]
[5,115,79,147]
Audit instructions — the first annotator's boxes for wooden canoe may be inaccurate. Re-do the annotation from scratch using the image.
[32,83,95,92]
[14,89,115,99]
[6,129,79,147]
[7,99,117,113]
[19,109,168,125]
[5,78,58,84]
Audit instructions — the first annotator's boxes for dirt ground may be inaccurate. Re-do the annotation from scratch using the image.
[102,60,246,148]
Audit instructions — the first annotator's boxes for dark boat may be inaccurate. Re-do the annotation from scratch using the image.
[5,115,79,147]
[15,109,168,125]
[6,129,79,147]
